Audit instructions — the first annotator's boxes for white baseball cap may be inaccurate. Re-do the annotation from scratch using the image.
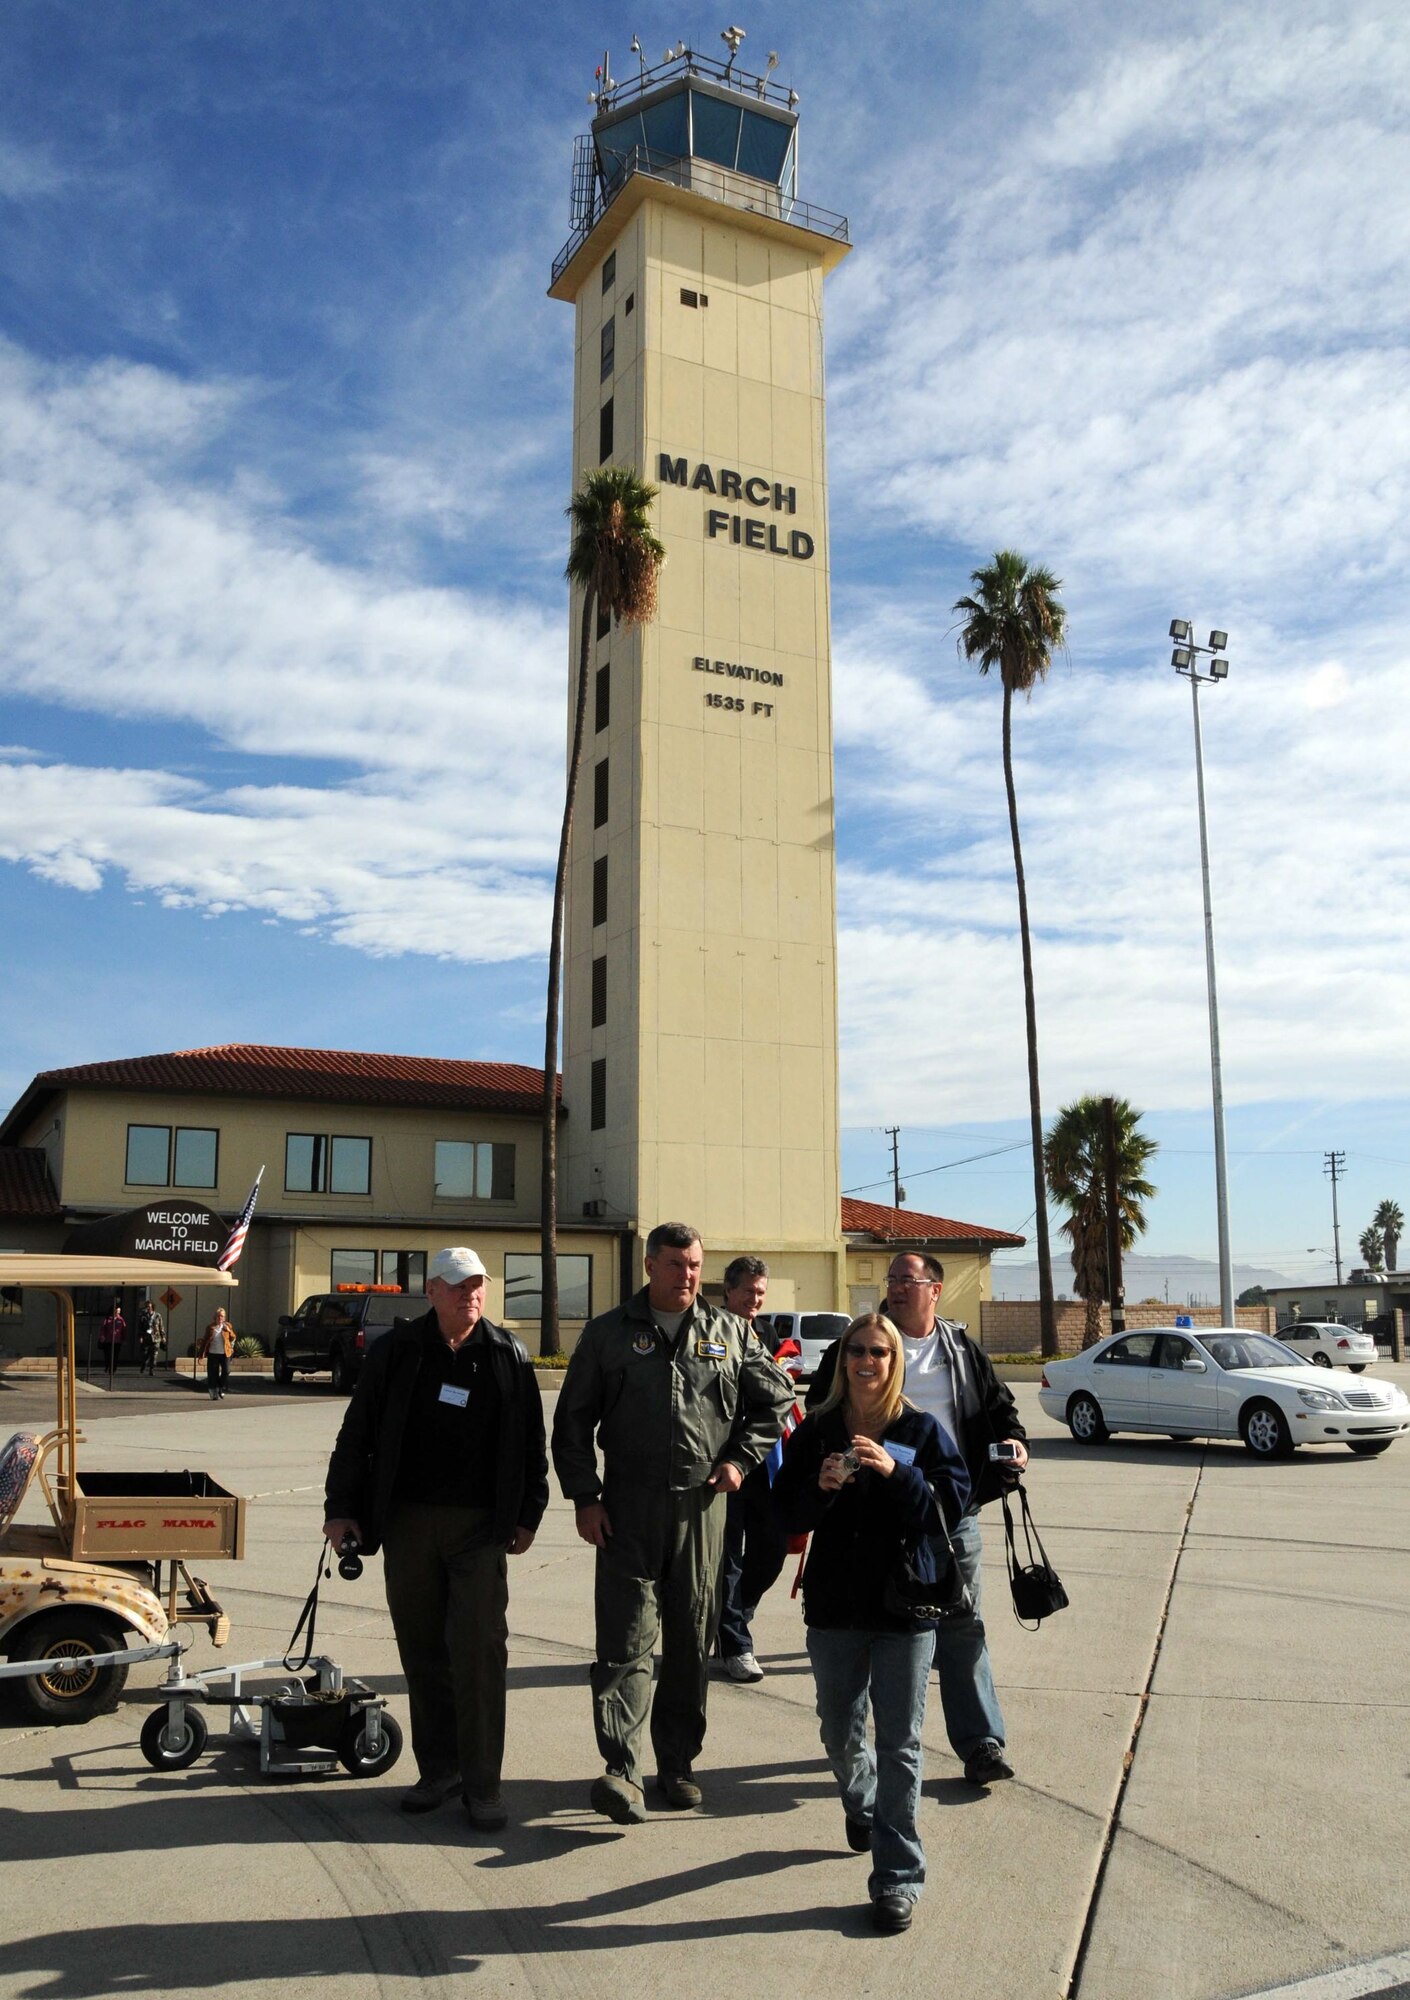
[428,1246,487,1284]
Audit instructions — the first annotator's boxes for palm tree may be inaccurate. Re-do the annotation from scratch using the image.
[954,550,1068,1356]
[540,467,665,1355]
[1044,1095,1158,1348]
[1373,1199,1403,1272]
[1358,1225,1385,1273]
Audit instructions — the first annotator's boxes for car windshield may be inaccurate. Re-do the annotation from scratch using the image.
[1197,1333,1308,1371]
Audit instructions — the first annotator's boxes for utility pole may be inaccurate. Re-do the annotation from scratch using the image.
[1102,1096,1126,1337]
[885,1127,906,1211]
[1324,1151,1345,1285]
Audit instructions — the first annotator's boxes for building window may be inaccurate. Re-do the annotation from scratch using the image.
[591,1057,607,1130]
[595,663,610,732]
[599,397,613,462]
[624,291,634,315]
[596,602,611,640]
[600,316,615,381]
[173,1127,218,1188]
[503,1252,592,1323]
[434,1139,516,1201]
[593,757,609,828]
[591,955,607,1028]
[592,855,608,927]
[380,1250,428,1292]
[330,1249,377,1290]
[680,288,698,308]
[126,1124,218,1188]
[602,249,616,291]
[286,1133,372,1195]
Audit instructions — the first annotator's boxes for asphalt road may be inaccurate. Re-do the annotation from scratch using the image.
[2,1371,1408,2000]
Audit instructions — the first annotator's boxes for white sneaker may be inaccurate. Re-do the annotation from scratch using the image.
[724,1651,764,1683]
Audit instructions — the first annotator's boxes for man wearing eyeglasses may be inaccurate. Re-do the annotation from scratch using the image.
[883,1252,1027,1786]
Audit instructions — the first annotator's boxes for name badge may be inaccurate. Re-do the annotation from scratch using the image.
[695,1338,726,1359]
[438,1383,470,1408]
[887,1441,917,1467]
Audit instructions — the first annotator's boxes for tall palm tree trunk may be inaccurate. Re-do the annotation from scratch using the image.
[540,586,596,1357]
[1001,681,1058,1357]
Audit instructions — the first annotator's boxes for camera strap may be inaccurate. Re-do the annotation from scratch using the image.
[283,1537,333,1672]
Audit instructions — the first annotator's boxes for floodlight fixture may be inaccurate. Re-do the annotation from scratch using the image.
[1208,629,1228,651]
[1210,657,1229,679]
[1171,646,1193,669]
[629,34,640,52]
[767,50,779,68]
[721,25,746,55]
[787,87,799,106]
[1169,618,1191,641]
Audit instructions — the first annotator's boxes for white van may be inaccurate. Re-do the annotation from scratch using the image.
[755,1310,851,1382]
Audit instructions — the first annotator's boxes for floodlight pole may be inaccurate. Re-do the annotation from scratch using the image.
[1170,622,1234,1326]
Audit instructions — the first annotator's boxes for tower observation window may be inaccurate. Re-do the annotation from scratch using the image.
[599,398,613,462]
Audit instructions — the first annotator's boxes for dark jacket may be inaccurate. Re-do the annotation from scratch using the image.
[807,1320,1025,1510]
[772,1403,970,1631]
[552,1286,794,1502]
[324,1310,548,1555]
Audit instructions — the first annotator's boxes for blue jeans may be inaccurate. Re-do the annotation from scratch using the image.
[807,1626,932,1901]
[930,1511,1006,1759]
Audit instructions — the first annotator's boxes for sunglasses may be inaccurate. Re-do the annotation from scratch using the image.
[845,1343,891,1360]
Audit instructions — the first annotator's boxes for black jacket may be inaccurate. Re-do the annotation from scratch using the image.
[324,1311,548,1555]
[772,1404,970,1631]
[807,1320,1025,1510]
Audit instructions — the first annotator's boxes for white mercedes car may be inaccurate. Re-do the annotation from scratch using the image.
[1274,1321,1377,1371]
[1038,1326,1410,1459]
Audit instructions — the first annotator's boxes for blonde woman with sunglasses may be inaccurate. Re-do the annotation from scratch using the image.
[772,1313,969,1935]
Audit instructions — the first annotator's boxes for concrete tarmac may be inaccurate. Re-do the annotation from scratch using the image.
[2,1370,1407,2000]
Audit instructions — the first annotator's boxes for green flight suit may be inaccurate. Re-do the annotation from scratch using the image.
[552,1286,795,1786]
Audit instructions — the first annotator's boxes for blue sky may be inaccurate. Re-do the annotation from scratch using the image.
[1,0,1407,1286]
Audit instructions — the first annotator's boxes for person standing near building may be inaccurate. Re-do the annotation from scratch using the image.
[322,1247,547,1830]
[98,1302,126,1381]
[197,1306,235,1401]
[715,1255,801,1684]
[137,1300,166,1376]
[552,1222,794,1825]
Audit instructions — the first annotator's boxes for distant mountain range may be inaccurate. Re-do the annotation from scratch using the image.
[986,1252,1297,1305]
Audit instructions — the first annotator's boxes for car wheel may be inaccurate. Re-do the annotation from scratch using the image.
[8,1610,129,1724]
[330,1348,354,1395]
[272,1343,294,1385]
[1240,1400,1294,1459]
[1346,1438,1393,1456]
[1311,1351,1332,1368]
[1067,1392,1109,1445]
[1348,1364,1368,1374]
[139,1703,209,1770]
[337,1708,403,1778]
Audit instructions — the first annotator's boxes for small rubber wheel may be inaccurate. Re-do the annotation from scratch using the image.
[1067,1392,1109,1445]
[1241,1400,1294,1458]
[272,1343,294,1385]
[8,1610,129,1724]
[140,1704,209,1770]
[1346,1438,1392,1456]
[337,1709,403,1778]
[1311,1351,1332,1368]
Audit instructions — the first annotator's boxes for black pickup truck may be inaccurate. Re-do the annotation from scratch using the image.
[272,1289,426,1393]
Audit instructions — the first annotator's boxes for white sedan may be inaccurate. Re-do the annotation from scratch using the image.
[1038,1326,1410,1459]
[1274,1321,1377,1371]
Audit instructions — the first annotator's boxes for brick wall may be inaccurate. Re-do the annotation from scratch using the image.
[978,1299,1276,1355]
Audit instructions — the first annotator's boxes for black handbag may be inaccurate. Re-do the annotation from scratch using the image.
[1001,1482,1068,1627]
[882,1530,974,1626]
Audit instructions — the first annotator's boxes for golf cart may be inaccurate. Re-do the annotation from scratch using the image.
[0,1254,244,1724]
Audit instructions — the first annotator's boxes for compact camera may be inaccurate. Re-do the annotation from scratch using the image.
[337,1532,364,1582]
[988,1441,1023,1464]
[839,1447,862,1476]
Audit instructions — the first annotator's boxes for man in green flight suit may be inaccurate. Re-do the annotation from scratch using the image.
[552,1220,794,1824]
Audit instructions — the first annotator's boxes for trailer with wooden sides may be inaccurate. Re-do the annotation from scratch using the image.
[0,1254,245,1723]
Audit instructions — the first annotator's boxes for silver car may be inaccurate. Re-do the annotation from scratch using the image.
[1274,1321,1377,1372]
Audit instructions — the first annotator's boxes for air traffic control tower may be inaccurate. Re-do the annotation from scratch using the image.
[549,32,850,1306]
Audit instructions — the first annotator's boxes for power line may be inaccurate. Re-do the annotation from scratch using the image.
[843,1139,1029,1197]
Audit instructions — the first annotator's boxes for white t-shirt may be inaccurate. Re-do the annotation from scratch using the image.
[901,1328,961,1448]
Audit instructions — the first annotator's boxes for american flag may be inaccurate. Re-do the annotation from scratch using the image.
[217,1168,264,1271]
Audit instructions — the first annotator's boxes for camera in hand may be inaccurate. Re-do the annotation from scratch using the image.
[839,1447,862,1476]
[988,1441,1023,1464]
[337,1532,363,1581]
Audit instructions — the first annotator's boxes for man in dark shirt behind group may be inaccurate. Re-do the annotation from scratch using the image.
[323,1246,547,1829]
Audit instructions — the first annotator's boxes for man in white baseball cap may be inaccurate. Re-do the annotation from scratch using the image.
[324,1246,547,1831]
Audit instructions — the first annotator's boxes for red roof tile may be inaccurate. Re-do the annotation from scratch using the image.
[20,1044,555,1118]
[841,1195,1024,1249]
[0,1148,62,1219]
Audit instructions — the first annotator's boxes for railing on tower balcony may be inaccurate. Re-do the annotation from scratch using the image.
[551,143,849,288]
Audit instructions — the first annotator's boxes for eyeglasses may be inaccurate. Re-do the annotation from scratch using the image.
[845,1343,891,1360]
[888,1275,938,1288]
